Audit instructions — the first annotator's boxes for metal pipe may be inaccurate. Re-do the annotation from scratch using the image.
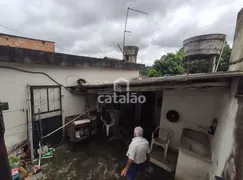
[26,109,29,142]
[129,7,149,15]
[41,106,96,139]
[215,39,226,72]
[27,86,34,162]
[211,56,217,73]
[38,109,43,167]
[117,44,124,56]
[122,7,129,58]
[122,7,148,59]
[38,109,43,140]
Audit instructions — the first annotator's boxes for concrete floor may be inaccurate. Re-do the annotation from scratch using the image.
[42,133,174,180]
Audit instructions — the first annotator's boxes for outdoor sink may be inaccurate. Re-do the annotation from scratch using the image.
[176,129,212,180]
[180,128,211,160]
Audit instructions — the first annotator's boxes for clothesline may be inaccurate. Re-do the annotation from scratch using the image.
[41,106,96,139]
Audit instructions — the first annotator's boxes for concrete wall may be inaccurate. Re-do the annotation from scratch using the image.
[175,149,211,180]
[0,62,139,148]
[159,79,239,179]
[209,78,239,179]
[0,34,55,52]
[124,46,139,63]
[229,8,243,71]
[160,89,224,150]
[183,34,226,59]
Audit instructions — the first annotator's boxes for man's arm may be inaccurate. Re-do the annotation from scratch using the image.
[121,143,135,177]
[121,158,133,176]
[146,142,150,161]
[146,153,150,162]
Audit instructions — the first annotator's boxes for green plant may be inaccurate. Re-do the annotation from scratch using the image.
[8,155,21,168]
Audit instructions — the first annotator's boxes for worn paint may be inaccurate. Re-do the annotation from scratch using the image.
[222,98,243,180]
[0,33,54,53]
[0,46,144,70]
[183,34,226,60]
[0,62,139,148]
[229,8,243,71]
[124,46,139,63]
[160,88,225,150]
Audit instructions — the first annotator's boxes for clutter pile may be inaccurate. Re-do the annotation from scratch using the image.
[7,140,55,180]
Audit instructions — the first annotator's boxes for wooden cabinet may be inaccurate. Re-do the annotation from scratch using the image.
[65,115,92,150]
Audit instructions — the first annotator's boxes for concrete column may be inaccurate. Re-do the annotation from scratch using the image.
[229,8,243,71]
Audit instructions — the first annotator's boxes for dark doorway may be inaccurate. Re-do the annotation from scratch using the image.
[140,92,156,142]
[119,103,136,126]
[117,92,136,127]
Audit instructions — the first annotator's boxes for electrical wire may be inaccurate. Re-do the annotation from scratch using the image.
[0,66,63,86]
[2,98,60,115]
[6,123,27,130]
[0,24,22,34]
[0,23,69,51]
[3,108,25,113]
[65,74,81,86]
[0,66,82,95]
[5,131,25,137]
[4,105,95,140]
[0,23,86,95]
[2,95,75,115]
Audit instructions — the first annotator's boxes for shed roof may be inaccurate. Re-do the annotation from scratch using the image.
[84,71,243,88]
[82,71,243,92]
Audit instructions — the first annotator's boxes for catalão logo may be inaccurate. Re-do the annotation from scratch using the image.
[97,77,146,104]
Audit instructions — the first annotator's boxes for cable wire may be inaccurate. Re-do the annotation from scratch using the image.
[0,23,85,95]
[6,123,27,130]
[2,94,76,115]
[41,106,96,139]
[3,108,25,113]
[0,24,22,34]
[0,66,82,95]
[0,23,69,53]
[5,132,25,137]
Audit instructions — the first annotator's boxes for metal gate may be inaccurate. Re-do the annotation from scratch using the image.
[30,86,62,149]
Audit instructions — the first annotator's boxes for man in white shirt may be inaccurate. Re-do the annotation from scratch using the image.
[121,127,150,180]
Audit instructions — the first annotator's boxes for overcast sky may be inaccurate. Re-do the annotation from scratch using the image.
[0,0,242,65]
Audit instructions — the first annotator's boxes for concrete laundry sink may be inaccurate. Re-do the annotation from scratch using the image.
[180,128,211,159]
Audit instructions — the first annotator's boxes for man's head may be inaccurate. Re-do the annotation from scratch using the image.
[134,127,143,137]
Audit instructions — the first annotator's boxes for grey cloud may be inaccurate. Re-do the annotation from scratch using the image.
[151,19,198,48]
[151,3,241,49]
[0,0,241,65]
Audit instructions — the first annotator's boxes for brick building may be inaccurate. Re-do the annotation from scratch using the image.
[0,33,55,52]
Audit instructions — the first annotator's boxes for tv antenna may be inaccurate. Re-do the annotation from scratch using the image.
[122,7,148,57]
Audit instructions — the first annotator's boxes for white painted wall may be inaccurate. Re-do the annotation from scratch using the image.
[160,89,224,150]
[209,79,239,179]
[0,62,139,148]
[159,80,239,179]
